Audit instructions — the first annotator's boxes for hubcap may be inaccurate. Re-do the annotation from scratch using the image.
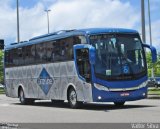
[69,90,77,105]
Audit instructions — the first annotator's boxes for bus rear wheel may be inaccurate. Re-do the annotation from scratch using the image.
[68,88,82,109]
[114,102,125,107]
[19,88,34,105]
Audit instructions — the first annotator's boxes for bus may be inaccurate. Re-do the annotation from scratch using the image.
[0,28,157,108]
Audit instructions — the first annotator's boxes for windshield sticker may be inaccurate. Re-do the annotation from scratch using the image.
[123,65,129,74]
[106,70,111,75]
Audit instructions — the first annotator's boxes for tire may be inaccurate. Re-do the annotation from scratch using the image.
[19,88,34,105]
[114,102,125,107]
[68,88,82,109]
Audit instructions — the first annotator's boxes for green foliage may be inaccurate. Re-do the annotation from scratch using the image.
[0,50,4,84]
[0,87,4,94]
[148,88,160,95]
[146,52,160,77]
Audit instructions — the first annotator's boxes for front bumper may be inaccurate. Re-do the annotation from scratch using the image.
[92,86,147,102]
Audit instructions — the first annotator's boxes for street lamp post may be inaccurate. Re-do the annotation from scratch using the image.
[17,0,20,43]
[44,9,51,34]
[148,0,152,46]
[141,0,146,43]
[148,0,154,78]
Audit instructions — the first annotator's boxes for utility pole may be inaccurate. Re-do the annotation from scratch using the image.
[44,9,51,34]
[148,0,152,46]
[141,0,146,43]
[148,0,154,78]
[17,0,20,43]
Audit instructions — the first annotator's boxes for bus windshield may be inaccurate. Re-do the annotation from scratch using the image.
[90,34,146,80]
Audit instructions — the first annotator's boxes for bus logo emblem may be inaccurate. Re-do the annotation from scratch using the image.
[37,68,54,95]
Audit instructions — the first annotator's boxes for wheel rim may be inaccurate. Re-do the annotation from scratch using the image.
[69,90,77,106]
[20,90,24,103]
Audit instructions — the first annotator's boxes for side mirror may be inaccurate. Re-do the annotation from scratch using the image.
[143,44,157,63]
[0,40,4,50]
[89,46,96,65]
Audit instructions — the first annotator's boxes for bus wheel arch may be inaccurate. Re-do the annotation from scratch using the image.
[67,85,82,109]
[18,85,34,105]
[18,85,23,97]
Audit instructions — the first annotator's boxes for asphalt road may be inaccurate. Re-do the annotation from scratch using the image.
[0,95,159,123]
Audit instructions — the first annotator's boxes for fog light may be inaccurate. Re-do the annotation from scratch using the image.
[98,96,102,100]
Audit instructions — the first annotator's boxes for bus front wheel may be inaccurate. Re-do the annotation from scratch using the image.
[68,88,82,109]
[114,102,125,107]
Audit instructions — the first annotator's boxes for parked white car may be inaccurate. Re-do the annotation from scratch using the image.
[0,84,4,88]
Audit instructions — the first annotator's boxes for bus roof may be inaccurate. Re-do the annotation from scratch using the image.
[5,28,138,50]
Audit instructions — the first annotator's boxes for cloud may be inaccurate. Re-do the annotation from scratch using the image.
[51,0,139,30]
[146,20,160,49]
[0,1,16,41]
[150,0,160,12]
[1,0,159,50]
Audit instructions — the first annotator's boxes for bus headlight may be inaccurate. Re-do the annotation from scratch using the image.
[138,81,148,89]
[94,84,109,91]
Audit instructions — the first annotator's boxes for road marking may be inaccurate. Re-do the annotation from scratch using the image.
[0,103,10,107]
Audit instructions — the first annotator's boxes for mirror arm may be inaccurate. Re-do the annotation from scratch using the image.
[142,43,157,63]
[142,43,151,49]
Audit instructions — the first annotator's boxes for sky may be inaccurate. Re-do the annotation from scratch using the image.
[0,0,160,51]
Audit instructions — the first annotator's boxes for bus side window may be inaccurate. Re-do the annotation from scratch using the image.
[54,41,61,61]
[16,47,25,66]
[62,37,74,60]
[25,45,36,65]
[12,49,18,66]
[76,49,91,82]
[35,43,46,63]
[46,42,53,62]
[5,51,12,67]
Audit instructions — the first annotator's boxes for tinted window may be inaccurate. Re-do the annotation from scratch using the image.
[12,48,19,66]
[36,43,46,63]
[25,45,36,65]
[5,35,87,67]
[5,51,11,67]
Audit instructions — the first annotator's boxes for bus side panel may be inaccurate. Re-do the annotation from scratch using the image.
[47,63,60,100]
[50,61,87,102]
[5,61,93,102]
[37,63,60,100]
[5,66,40,99]
[28,65,40,99]
[5,68,21,98]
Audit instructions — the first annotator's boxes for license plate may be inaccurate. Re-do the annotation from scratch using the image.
[120,93,129,96]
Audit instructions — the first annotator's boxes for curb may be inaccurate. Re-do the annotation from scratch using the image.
[147,95,160,99]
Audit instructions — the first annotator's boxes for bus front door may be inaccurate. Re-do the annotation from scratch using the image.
[74,46,93,102]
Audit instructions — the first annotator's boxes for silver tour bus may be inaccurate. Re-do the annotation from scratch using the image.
[1,28,157,108]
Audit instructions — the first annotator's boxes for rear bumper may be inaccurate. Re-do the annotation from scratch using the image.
[92,86,147,102]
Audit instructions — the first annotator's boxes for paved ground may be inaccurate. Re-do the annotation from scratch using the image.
[0,95,159,123]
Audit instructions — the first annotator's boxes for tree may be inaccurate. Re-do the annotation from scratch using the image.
[0,50,4,84]
[146,52,160,77]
